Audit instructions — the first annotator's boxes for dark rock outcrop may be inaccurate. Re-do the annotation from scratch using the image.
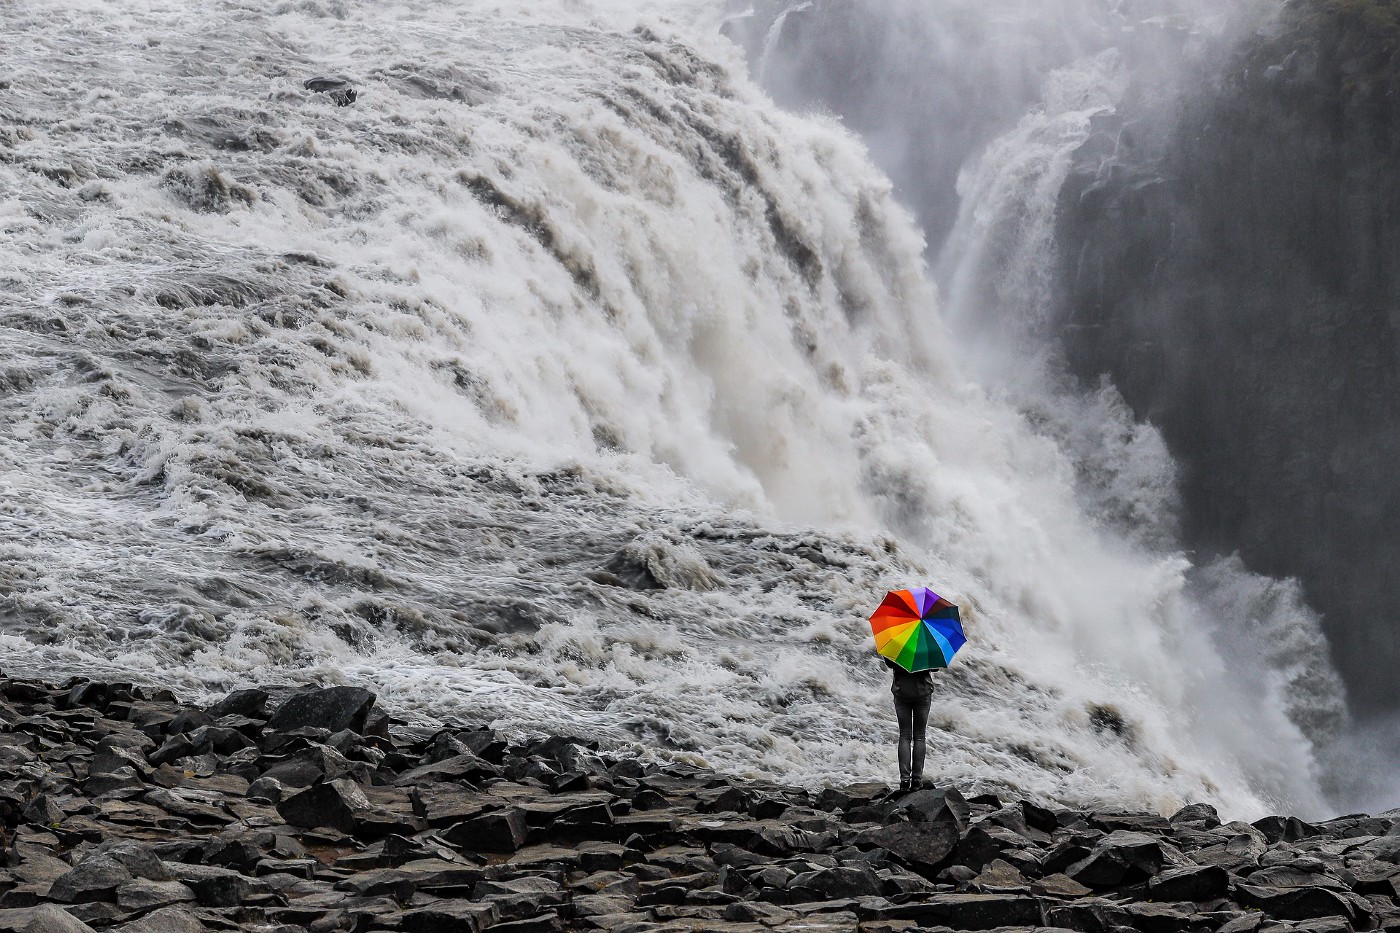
[1,674,1397,933]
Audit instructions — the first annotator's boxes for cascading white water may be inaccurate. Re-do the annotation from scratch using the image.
[0,0,1343,816]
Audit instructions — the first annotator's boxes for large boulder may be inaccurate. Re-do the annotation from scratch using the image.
[1066,830,1186,887]
[0,905,97,933]
[861,893,1044,929]
[442,809,529,853]
[1234,884,1367,923]
[862,821,959,877]
[887,787,969,830]
[1146,864,1230,901]
[277,778,374,833]
[205,688,269,719]
[47,859,132,904]
[267,687,375,734]
[786,865,883,901]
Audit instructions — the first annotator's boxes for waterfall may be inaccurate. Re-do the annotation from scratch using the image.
[0,0,1343,816]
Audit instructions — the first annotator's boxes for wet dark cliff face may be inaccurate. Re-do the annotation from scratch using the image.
[1055,1,1400,713]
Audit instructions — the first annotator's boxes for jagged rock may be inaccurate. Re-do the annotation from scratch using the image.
[701,787,753,815]
[267,687,375,735]
[1146,863,1229,900]
[1248,865,1348,890]
[815,783,888,814]
[1066,830,1185,887]
[517,793,614,837]
[0,904,97,933]
[164,710,213,737]
[887,787,969,829]
[92,842,170,882]
[442,809,528,852]
[205,689,268,720]
[1042,895,1134,931]
[1118,900,1197,933]
[485,914,561,933]
[184,725,252,755]
[394,752,499,786]
[1030,872,1093,898]
[145,789,229,825]
[472,876,569,923]
[48,858,132,904]
[147,737,195,768]
[977,805,1052,845]
[970,858,1028,892]
[114,880,194,911]
[262,744,369,788]
[399,900,498,933]
[858,892,1043,928]
[1216,914,1265,933]
[159,864,252,908]
[89,740,152,777]
[1253,814,1318,844]
[202,837,264,873]
[787,865,883,900]
[8,675,1400,933]
[1169,802,1221,828]
[277,778,373,833]
[1350,859,1400,895]
[411,783,488,828]
[861,821,959,876]
[83,768,145,797]
[245,776,286,803]
[21,797,63,827]
[13,854,71,887]
[109,906,208,933]
[1235,884,1364,921]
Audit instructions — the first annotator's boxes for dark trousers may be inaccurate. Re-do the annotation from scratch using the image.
[894,693,932,783]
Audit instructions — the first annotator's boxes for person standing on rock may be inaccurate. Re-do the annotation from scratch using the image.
[885,656,935,792]
[868,587,964,792]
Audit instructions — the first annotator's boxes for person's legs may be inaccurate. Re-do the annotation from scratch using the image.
[893,696,914,787]
[909,696,932,786]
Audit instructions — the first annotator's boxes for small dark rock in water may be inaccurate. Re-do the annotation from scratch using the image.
[304,76,357,106]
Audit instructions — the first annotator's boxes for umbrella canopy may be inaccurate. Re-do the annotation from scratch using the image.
[870,587,965,672]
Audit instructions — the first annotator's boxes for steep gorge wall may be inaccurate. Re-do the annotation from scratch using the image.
[1055,0,1400,713]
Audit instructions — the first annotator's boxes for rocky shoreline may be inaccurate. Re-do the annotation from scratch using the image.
[0,676,1392,933]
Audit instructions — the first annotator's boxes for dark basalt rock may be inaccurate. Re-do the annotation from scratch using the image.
[113,905,208,933]
[0,674,1396,933]
[442,810,528,853]
[205,689,269,720]
[1146,863,1230,900]
[47,858,132,904]
[1066,830,1185,887]
[266,687,376,735]
[1234,883,1367,922]
[861,820,959,876]
[277,778,374,834]
[0,905,97,933]
[887,786,970,830]
[304,76,358,107]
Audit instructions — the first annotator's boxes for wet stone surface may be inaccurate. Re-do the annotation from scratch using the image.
[0,676,1392,932]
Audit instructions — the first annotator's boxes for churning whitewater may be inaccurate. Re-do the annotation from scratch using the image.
[0,0,1345,818]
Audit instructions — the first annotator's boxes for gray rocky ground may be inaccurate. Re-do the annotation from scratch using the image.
[0,676,1392,933]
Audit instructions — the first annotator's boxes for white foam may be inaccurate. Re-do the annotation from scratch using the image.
[0,0,1344,818]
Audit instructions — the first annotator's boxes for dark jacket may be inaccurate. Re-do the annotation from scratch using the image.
[884,657,935,701]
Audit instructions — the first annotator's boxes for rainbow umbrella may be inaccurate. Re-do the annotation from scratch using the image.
[870,587,965,672]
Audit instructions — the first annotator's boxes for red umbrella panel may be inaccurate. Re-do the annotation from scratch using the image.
[869,587,965,672]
